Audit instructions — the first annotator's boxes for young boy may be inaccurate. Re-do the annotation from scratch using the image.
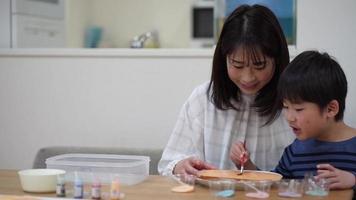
[272,50,356,190]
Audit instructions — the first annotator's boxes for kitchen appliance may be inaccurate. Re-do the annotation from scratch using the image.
[11,0,65,48]
[191,0,214,48]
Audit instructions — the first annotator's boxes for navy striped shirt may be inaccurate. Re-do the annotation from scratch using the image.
[273,137,356,179]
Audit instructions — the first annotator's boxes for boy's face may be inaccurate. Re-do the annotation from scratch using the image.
[282,100,329,140]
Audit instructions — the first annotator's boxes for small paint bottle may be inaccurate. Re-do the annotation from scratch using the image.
[91,178,101,199]
[74,173,84,199]
[56,174,66,197]
[110,178,121,200]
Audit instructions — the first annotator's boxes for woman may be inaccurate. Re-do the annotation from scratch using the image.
[158,4,295,176]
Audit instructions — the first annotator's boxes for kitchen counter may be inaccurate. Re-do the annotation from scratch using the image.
[0,48,214,58]
[0,46,298,58]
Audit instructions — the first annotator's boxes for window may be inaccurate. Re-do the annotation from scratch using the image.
[215,0,296,45]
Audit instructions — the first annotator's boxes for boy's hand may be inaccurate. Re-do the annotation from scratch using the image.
[316,164,356,189]
[173,157,216,176]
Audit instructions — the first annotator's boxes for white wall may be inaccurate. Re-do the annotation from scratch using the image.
[65,0,91,48]
[296,0,356,127]
[66,0,192,48]
[91,0,192,48]
[0,0,355,170]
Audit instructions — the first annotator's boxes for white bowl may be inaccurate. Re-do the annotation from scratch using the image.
[18,169,66,193]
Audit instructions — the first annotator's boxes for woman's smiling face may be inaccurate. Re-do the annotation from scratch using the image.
[226,47,275,95]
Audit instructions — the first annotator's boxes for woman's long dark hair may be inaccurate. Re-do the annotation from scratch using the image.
[207,4,289,123]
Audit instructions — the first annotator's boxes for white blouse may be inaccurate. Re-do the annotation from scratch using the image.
[158,82,295,175]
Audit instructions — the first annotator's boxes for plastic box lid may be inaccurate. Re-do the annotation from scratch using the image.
[46,153,150,185]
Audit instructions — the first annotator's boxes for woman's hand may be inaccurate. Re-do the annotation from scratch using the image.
[316,164,356,189]
[230,141,256,170]
[230,141,249,166]
[173,157,216,176]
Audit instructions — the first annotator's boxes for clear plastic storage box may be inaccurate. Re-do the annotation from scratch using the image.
[46,154,150,185]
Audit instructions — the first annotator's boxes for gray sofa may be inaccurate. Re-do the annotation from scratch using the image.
[33,146,163,175]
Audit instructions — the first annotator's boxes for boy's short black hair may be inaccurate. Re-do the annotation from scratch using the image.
[269,50,347,122]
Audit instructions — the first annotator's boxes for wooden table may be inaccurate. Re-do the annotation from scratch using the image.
[0,170,353,200]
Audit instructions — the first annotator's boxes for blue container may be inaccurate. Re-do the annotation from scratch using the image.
[84,26,103,48]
